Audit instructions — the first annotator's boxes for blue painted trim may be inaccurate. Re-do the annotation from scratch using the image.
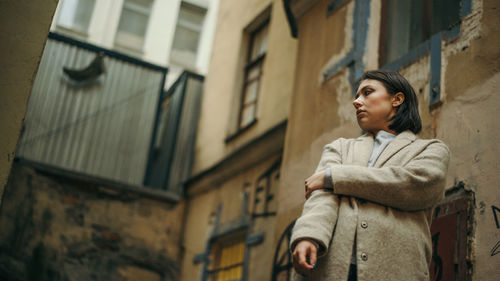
[323,0,371,87]
[209,220,249,241]
[380,26,461,72]
[327,0,350,15]
[200,204,223,281]
[246,233,265,246]
[381,40,431,72]
[460,0,472,18]
[322,51,355,79]
[430,32,442,107]
[193,253,206,264]
[443,25,461,41]
[48,32,168,72]
[379,0,472,72]
[351,0,370,77]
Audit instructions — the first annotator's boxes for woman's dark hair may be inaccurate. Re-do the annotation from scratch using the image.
[357,70,422,134]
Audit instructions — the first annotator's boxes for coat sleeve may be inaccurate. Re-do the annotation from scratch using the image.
[290,139,343,256]
[330,140,450,211]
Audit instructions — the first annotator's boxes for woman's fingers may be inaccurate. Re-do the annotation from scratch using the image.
[293,250,308,275]
[305,170,330,199]
[305,185,320,199]
[308,244,317,267]
[292,241,317,275]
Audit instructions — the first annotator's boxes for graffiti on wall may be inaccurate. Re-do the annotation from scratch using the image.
[491,205,500,257]
[271,220,295,281]
[251,159,280,219]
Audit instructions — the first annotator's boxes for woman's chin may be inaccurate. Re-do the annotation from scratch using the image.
[356,120,370,131]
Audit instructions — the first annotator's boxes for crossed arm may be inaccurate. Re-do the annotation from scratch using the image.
[308,140,450,211]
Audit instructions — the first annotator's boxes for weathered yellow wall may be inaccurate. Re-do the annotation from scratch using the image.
[278,0,359,219]
[439,1,500,278]
[0,0,58,205]
[181,153,281,281]
[277,0,500,279]
[192,0,297,175]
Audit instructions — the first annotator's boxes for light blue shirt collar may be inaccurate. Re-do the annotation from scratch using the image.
[367,130,397,167]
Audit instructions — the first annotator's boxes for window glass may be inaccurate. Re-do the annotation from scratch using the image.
[249,24,269,61]
[247,65,261,81]
[431,0,461,34]
[57,0,95,33]
[170,2,206,66]
[380,0,461,66]
[240,104,256,128]
[243,80,259,105]
[115,0,154,50]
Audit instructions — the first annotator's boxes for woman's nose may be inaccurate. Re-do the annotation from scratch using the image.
[353,98,362,109]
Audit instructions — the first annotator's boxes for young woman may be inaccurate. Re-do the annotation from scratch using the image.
[290,70,450,281]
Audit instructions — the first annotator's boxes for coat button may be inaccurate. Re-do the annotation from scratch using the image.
[361,221,368,228]
[361,253,368,261]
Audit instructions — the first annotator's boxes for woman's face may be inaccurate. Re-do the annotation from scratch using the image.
[353,79,400,133]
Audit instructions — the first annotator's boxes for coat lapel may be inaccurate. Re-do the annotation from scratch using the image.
[352,132,374,166]
[373,130,416,168]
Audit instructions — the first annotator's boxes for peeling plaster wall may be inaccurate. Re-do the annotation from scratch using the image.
[279,0,360,217]
[0,163,184,281]
[277,0,500,279]
[0,0,58,206]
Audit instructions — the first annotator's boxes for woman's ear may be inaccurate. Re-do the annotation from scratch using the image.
[392,92,405,107]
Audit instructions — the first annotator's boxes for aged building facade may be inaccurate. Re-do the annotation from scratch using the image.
[180,0,500,280]
[179,0,298,280]
[1,0,499,280]
[0,0,216,280]
[276,0,500,280]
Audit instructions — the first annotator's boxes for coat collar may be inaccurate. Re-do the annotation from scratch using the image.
[353,130,417,167]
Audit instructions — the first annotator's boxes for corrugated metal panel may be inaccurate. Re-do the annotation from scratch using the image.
[17,36,166,186]
[143,72,204,193]
[167,75,204,194]
[144,74,186,189]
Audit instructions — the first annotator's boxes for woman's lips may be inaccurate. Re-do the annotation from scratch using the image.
[356,110,366,117]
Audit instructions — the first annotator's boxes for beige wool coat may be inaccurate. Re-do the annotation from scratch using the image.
[290,130,450,281]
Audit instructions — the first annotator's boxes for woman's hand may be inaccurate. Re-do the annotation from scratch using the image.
[305,170,326,199]
[292,240,317,275]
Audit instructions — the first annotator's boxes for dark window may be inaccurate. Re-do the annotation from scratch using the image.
[238,21,269,129]
[379,0,461,66]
